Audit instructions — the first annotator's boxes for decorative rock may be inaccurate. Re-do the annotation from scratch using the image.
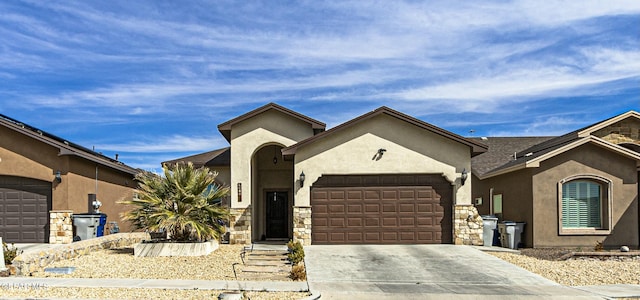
[621,245,630,252]
[218,292,243,300]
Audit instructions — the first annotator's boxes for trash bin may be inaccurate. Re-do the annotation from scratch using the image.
[73,213,107,241]
[498,221,526,249]
[481,215,498,247]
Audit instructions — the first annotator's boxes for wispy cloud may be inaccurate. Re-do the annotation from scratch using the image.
[1,0,638,169]
[91,135,226,153]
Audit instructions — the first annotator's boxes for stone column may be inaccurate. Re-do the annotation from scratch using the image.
[293,206,312,245]
[49,210,73,244]
[228,207,251,244]
[453,205,483,245]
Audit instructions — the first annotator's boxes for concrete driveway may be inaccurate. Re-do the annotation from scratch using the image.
[304,245,602,299]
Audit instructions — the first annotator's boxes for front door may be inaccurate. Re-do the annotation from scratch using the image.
[266,191,288,239]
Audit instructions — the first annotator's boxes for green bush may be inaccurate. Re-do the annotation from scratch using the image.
[287,240,305,265]
[3,242,22,265]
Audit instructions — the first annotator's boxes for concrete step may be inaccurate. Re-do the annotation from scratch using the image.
[247,255,288,261]
[246,250,288,256]
[242,265,291,273]
[238,272,291,281]
[245,259,290,266]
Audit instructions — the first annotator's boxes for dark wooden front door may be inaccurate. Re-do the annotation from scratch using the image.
[266,191,288,238]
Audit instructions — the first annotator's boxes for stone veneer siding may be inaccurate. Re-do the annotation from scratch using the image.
[10,232,148,276]
[293,206,312,245]
[49,210,74,244]
[454,204,483,245]
[228,207,251,244]
[594,118,640,144]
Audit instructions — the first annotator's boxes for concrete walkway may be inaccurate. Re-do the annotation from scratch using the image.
[0,277,308,292]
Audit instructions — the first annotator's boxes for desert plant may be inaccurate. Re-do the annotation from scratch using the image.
[290,264,307,281]
[594,240,604,252]
[3,242,22,265]
[287,240,305,265]
[120,162,230,242]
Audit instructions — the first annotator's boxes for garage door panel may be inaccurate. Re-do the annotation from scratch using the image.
[347,218,362,227]
[347,232,363,242]
[399,217,415,226]
[364,190,380,200]
[364,204,380,213]
[330,218,345,227]
[382,203,396,212]
[347,204,362,213]
[347,191,362,200]
[314,205,328,214]
[312,218,328,226]
[364,232,380,242]
[329,204,345,213]
[0,178,50,243]
[365,217,379,226]
[381,190,397,200]
[311,174,452,245]
[382,217,397,226]
[399,203,415,213]
[417,203,432,213]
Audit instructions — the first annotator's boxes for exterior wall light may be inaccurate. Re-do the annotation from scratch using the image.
[461,168,468,186]
[54,170,62,183]
[299,171,306,188]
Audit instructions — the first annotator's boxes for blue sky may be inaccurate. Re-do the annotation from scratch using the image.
[1,1,638,171]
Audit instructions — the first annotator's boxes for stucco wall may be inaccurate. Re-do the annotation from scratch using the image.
[472,169,535,246]
[0,125,138,234]
[294,114,471,207]
[532,143,638,248]
[229,109,315,208]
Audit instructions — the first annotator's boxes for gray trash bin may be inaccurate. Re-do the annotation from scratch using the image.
[73,213,107,241]
[481,215,498,247]
[498,221,526,249]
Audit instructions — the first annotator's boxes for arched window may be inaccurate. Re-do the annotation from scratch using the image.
[558,176,611,234]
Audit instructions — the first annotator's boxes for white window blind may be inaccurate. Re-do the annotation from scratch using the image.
[562,180,601,228]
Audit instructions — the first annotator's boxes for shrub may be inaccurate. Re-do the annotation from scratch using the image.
[594,240,604,252]
[290,264,306,281]
[3,242,22,265]
[287,240,305,265]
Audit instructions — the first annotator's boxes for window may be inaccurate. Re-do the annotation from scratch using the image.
[558,176,611,235]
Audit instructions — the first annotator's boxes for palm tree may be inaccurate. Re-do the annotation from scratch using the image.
[120,162,229,242]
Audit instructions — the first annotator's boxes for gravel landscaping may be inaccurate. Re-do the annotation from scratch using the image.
[2,244,310,299]
[489,248,640,286]
[29,244,264,280]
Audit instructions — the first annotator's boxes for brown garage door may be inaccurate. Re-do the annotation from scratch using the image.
[311,174,452,244]
[0,176,51,243]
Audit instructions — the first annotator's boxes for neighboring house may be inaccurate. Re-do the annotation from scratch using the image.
[165,103,488,245]
[472,111,640,248]
[0,114,139,243]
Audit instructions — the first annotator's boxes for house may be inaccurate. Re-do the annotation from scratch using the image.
[165,103,488,245]
[0,114,139,243]
[472,111,640,248]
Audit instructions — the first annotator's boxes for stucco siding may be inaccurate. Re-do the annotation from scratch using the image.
[294,114,470,207]
[471,169,534,246]
[1,125,137,235]
[532,143,638,248]
[229,109,316,208]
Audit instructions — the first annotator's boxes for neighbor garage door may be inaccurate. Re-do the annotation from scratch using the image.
[311,174,452,244]
[0,176,51,243]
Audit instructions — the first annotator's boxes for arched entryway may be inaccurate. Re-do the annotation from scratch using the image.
[251,144,294,241]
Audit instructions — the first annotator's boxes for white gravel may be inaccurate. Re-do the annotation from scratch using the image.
[4,244,309,299]
[490,250,640,286]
